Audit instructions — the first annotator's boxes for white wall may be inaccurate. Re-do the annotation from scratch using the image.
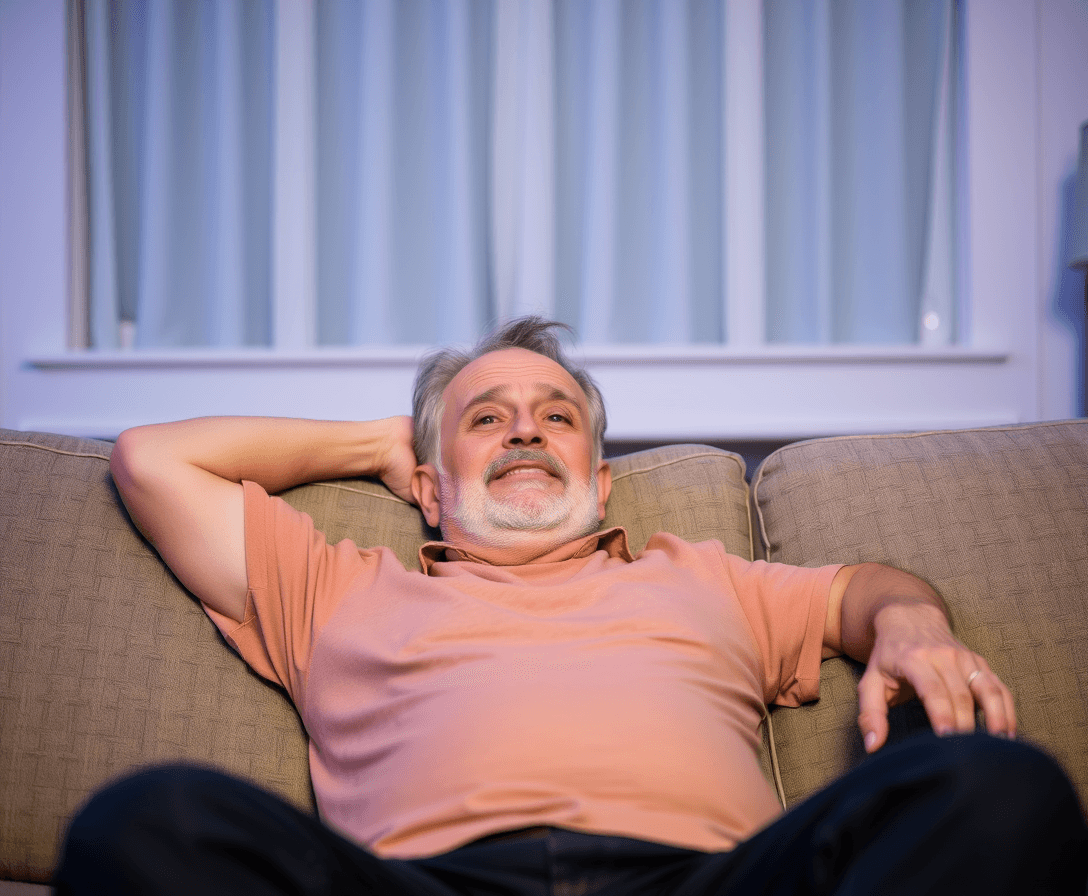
[1,0,1085,443]
[1037,0,1088,419]
[0,0,68,423]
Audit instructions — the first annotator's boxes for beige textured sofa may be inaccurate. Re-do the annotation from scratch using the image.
[2,421,1087,892]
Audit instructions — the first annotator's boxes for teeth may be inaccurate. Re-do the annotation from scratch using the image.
[498,466,551,480]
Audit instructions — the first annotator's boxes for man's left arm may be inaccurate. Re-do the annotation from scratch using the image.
[823,563,1017,753]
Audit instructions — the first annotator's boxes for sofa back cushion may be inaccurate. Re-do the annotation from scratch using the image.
[752,420,1088,812]
[0,431,313,883]
[0,431,751,882]
[278,443,754,566]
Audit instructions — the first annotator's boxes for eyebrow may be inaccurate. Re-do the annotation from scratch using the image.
[461,384,581,417]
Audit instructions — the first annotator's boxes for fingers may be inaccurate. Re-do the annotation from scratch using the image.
[965,662,1018,740]
[858,650,1018,752]
[936,655,1017,740]
[856,668,893,753]
[933,653,979,735]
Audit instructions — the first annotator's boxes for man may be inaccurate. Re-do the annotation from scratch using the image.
[57,317,1087,894]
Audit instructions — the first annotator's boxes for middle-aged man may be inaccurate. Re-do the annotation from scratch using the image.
[57,317,1087,894]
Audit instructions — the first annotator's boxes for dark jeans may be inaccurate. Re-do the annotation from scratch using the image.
[55,734,1088,895]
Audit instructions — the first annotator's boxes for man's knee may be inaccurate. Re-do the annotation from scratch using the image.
[66,764,235,844]
[931,735,1079,815]
[842,733,1086,856]
[63,764,278,863]
[57,764,238,893]
[906,735,1088,877]
[936,736,1088,888]
[809,735,1088,894]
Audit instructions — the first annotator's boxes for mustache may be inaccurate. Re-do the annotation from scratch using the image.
[484,449,568,484]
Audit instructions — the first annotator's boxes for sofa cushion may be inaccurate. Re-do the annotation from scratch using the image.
[278,442,754,565]
[602,444,752,559]
[0,431,753,882]
[0,432,312,883]
[751,420,1088,812]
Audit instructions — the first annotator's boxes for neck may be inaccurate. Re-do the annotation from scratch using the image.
[440,526,597,566]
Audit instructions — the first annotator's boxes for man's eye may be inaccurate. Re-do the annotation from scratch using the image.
[475,415,496,426]
[547,414,571,424]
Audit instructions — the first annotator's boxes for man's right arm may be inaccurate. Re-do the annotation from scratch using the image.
[109,416,417,624]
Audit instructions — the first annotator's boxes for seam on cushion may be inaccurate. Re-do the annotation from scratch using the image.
[0,441,410,508]
[0,439,111,462]
[765,418,1088,460]
[750,464,773,562]
[610,447,745,482]
[303,481,410,504]
[762,709,788,810]
[743,481,754,562]
[3,440,750,494]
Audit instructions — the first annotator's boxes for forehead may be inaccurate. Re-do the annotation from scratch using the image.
[443,348,587,415]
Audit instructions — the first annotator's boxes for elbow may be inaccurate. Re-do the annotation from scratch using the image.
[109,426,159,498]
[109,427,170,544]
[109,428,136,491]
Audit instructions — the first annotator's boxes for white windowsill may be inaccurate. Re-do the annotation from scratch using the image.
[16,345,1023,444]
[27,344,1010,370]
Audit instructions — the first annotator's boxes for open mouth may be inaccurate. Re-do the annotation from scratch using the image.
[485,451,565,485]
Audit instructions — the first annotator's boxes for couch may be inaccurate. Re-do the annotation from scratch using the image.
[2,420,1087,892]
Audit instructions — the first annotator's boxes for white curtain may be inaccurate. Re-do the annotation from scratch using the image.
[76,0,959,350]
[764,0,959,344]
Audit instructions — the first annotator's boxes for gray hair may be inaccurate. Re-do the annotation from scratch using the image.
[412,316,607,467]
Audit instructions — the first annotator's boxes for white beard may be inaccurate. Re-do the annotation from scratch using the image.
[438,449,601,549]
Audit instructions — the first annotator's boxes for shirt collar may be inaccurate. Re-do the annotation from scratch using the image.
[418,526,633,573]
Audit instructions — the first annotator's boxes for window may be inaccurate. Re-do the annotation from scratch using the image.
[0,1,1071,445]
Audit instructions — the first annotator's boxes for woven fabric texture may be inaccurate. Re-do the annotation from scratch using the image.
[752,420,1088,812]
[0,431,751,883]
[277,443,753,567]
[0,433,311,882]
[603,444,751,559]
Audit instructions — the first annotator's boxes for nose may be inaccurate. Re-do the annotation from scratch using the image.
[503,410,546,449]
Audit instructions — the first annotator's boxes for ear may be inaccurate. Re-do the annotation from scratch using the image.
[411,464,442,528]
[595,460,612,521]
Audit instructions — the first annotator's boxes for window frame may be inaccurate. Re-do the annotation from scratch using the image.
[0,0,1060,445]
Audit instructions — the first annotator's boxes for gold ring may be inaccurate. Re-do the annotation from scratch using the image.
[966,669,981,687]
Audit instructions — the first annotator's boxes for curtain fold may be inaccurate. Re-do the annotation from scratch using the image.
[764,0,958,344]
[78,0,959,350]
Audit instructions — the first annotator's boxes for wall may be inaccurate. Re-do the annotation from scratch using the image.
[0,0,68,427]
[1037,0,1088,418]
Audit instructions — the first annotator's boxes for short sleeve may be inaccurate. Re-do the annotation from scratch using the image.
[200,480,372,705]
[716,550,842,707]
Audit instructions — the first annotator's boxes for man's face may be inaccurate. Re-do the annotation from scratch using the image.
[412,348,611,562]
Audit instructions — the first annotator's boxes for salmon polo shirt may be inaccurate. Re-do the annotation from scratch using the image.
[201,481,842,860]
